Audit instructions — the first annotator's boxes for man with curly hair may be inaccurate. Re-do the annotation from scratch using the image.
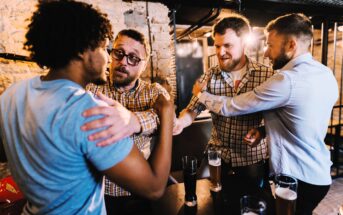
[0,1,173,214]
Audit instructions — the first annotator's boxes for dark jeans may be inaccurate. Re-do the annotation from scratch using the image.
[221,160,274,215]
[295,180,330,215]
[104,195,151,215]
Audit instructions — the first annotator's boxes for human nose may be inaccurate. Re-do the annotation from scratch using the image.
[216,46,226,56]
[118,55,128,65]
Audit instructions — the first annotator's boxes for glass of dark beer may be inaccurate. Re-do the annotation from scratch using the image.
[182,156,197,207]
[240,195,267,215]
[207,147,222,192]
[275,174,298,215]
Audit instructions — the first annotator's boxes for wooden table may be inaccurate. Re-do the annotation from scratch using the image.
[151,179,225,215]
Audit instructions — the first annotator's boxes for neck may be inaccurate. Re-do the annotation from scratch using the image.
[41,62,87,88]
[232,56,247,72]
[292,49,309,60]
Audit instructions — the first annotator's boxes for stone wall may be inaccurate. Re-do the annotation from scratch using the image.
[0,0,176,97]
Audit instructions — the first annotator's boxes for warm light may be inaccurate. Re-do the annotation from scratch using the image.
[338,26,343,32]
[244,32,258,47]
[204,32,212,37]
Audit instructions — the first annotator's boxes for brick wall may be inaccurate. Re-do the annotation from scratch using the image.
[0,0,176,97]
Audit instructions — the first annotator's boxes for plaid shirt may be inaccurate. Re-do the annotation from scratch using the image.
[87,78,169,196]
[187,57,275,167]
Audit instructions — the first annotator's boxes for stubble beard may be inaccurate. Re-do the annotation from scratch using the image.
[91,76,107,85]
[272,47,291,70]
[219,57,241,72]
[112,66,137,87]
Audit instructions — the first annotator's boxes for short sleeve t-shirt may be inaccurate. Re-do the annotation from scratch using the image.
[0,76,133,214]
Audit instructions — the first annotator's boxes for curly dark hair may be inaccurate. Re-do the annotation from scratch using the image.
[212,13,250,38]
[24,0,113,69]
[265,13,312,39]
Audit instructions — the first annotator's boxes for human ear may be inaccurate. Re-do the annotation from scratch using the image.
[286,37,297,52]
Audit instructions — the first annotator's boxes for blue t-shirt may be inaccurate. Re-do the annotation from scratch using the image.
[0,76,133,214]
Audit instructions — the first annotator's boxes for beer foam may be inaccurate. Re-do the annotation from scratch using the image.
[209,158,221,166]
[275,187,297,200]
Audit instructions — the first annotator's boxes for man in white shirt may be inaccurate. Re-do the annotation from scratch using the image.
[194,13,338,215]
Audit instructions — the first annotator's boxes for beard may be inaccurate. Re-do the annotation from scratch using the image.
[86,62,107,86]
[112,66,137,87]
[218,56,241,72]
[272,47,291,70]
[91,76,107,85]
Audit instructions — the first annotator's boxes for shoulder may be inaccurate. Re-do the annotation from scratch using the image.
[247,58,275,77]
[64,84,106,107]
[140,80,170,99]
[1,77,34,97]
[265,71,292,89]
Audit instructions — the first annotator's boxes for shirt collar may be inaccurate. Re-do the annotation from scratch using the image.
[280,53,312,72]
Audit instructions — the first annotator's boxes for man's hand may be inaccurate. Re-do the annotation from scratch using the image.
[172,118,185,135]
[81,92,141,147]
[152,94,173,117]
[243,128,262,147]
[192,80,207,96]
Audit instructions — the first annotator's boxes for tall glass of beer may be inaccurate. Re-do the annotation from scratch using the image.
[275,174,298,215]
[240,195,267,215]
[207,147,222,192]
[182,156,197,207]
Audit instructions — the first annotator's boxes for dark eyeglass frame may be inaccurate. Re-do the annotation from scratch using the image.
[108,48,144,66]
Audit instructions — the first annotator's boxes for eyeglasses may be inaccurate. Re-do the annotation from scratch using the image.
[109,49,143,66]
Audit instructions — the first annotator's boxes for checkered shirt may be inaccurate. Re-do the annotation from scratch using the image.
[87,78,169,196]
[186,58,275,167]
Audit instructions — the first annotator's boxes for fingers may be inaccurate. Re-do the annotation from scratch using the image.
[81,115,114,131]
[192,82,201,96]
[87,125,131,143]
[96,130,131,147]
[243,128,259,146]
[82,106,113,118]
[153,94,173,115]
[86,126,115,141]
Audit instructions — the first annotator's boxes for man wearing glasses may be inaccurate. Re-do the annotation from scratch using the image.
[85,29,170,214]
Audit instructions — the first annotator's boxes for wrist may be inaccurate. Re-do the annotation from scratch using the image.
[131,112,142,134]
[179,112,193,128]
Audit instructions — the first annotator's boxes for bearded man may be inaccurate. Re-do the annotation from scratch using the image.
[85,29,170,214]
[173,14,275,214]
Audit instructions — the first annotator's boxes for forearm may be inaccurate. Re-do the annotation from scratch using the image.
[178,109,197,128]
[147,102,173,196]
[197,73,291,117]
[103,102,174,200]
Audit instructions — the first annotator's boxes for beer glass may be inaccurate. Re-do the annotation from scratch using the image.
[240,195,267,215]
[275,174,298,215]
[207,147,222,192]
[182,156,197,207]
